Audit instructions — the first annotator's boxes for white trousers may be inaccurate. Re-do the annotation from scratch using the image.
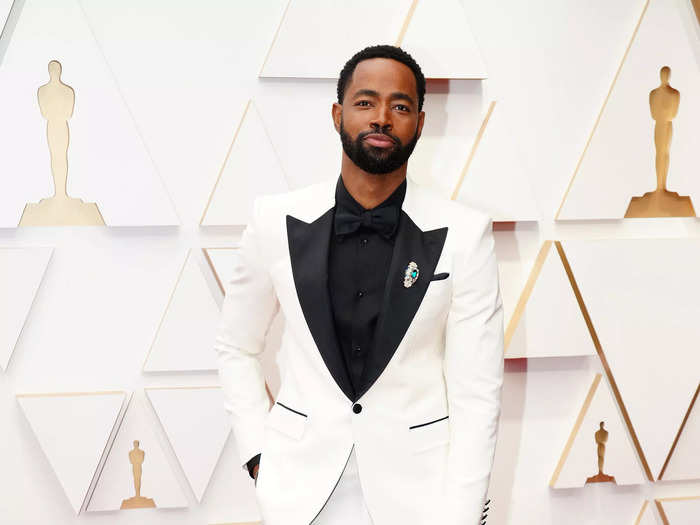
[310,447,375,525]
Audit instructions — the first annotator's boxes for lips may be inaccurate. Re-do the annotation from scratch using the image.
[363,133,395,148]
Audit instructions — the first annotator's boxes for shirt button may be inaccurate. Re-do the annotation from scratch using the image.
[357,290,364,298]
[353,403,362,414]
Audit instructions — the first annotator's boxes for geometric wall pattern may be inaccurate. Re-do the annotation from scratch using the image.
[87,392,187,511]
[558,0,700,219]
[0,0,178,226]
[0,246,53,370]
[146,386,231,502]
[16,390,127,514]
[143,250,221,372]
[564,238,700,479]
[504,241,595,358]
[659,383,700,481]
[260,0,487,80]
[550,373,645,488]
[3,1,700,524]
[200,99,289,226]
[453,101,540,221]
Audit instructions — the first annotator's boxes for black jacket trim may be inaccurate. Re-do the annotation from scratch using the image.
[409,415,449,429]
[276,401,308,418]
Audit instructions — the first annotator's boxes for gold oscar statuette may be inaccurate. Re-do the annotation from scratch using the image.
[624,66,695,218]
[120,440,156,509]
[18,60,105,226]
[585,421,617,484]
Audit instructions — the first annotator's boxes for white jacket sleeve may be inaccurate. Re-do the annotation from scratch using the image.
[214,198,279,471]
[441,214,504,525]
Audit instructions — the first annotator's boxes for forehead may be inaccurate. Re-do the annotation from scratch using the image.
[346,57,417,98]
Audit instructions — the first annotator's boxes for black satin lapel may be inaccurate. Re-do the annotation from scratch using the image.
[286,211,355,402]
[356,211,448,399]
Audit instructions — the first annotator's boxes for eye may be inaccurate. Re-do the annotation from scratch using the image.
[355,100,371,107]
[394,104,410,112]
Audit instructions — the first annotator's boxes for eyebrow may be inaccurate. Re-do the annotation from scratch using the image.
[352,89,416,107]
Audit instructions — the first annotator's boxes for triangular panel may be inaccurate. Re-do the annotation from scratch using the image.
[562,238,700,478]
[201,100,288,226]
[657,497,700,524]
[0,0,178,226]
[146,386,231,502]
[550,373,645,488]
[660,384,700,480]
[203,247,240,295]
[454,101,539,221]
[400,0,487,79]
[143,250,220,372]
[260,0,486,79]
[87,393,187,511]
[260,0,413,79]
[505,242,595,358]
[17,390,126,514]
[0,246,53,370]
[558,0,700,219]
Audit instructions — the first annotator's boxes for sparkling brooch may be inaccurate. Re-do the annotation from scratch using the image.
[403,261,419,288]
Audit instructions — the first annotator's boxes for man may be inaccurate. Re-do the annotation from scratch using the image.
[214,45,503,525]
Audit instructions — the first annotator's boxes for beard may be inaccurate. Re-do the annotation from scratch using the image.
[339,118,419,175]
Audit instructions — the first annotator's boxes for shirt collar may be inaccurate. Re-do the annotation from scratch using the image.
[333,174,406,242]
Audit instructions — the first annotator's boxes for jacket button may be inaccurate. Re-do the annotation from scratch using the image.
[353,403,362,414]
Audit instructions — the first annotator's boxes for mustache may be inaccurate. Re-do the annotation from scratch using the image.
[356,128,402,146]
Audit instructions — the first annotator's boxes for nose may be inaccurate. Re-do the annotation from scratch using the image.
[369,101,392,131]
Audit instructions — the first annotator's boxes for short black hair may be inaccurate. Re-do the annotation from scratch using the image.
[337,45,426,111]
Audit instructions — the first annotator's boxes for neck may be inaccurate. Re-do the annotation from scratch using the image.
[340,153,407,210]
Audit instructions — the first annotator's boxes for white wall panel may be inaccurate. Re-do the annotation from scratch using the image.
[559,0,700,219]
[87,393,187,511]
[16,391,126,514]
[0,246,53,370]
[146,386,231,502]
[0,0,178,226]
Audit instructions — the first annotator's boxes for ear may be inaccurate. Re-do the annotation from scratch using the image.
[415,110,425,140]
[332,102,342,133]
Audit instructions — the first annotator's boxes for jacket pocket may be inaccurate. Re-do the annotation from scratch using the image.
[408,415,449,453]
[264,401,308,440]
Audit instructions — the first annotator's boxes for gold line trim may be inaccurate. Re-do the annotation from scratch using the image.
[655,500,670,525]
[200,100,252,225]
[549,373,601,487]
[141,249,191,371]
[659,382,700,479]
[634,501,649,525]
[395,0,419,47]
[656,495,700,502]
[555,0,650,219]
[16,390,125,398]
[145,385,220,391]
[450,100,496,201]
[555,241,653,480]
[202,248,226,295]
[504,240,552,351]
[258,0,292,76]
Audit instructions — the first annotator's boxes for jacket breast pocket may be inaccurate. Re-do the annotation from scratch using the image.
[265,401,308,440]
[408,415,450,453]
[416,277,451,320]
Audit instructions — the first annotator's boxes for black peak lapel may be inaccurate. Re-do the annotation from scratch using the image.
[286,211,355,402]
[356,211,448,399]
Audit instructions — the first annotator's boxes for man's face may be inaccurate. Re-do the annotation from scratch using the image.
[333,57,424,175]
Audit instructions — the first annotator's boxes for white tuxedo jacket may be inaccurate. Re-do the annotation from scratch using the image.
[214,175,504,525]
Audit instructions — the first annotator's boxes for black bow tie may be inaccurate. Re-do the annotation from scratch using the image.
[334,204,399,239]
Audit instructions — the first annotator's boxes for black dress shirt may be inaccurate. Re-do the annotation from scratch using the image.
[246,175,406,479]
[328,175,405,397]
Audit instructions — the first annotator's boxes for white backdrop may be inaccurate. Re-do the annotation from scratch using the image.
[2,1,700,524]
